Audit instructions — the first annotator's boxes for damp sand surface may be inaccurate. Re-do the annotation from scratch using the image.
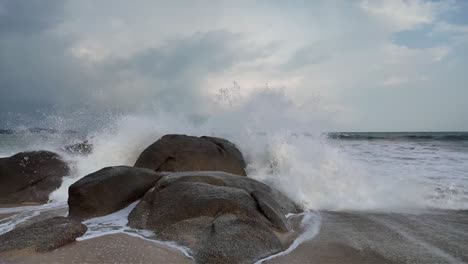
[0,233,193,264]
[1,209,468,264]
[267,210,468,264]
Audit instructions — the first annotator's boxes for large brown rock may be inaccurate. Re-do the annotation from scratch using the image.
[134,134,247,176]
[68,166,162,220]
[0,217,87,252]
[0,151,70,204]
[128,171,300,264]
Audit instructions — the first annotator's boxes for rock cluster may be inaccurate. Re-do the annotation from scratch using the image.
[0,134,299,263]
[128,171,298,263]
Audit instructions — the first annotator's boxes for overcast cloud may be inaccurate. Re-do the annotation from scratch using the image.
[1,0,467,131]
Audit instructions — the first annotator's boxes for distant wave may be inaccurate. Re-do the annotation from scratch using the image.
[4,128,467,141]
[0,129,14,135]
[327,132,468,141]
[0,127,78,135]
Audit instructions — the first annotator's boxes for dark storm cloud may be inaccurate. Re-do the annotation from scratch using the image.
[0,34,91,112]
[99,30,268,112]
[0,0,92,124]
[1,0,467,130]
[0,9,267,125]
[108,31,251,79]
[0,0,64,34]
[0,0,264,124]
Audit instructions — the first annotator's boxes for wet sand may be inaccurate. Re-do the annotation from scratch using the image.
[268,210,468,264]
[0,203,68,228]
[0,233,193,264]
[0,203,45,221]
[1,209,468,263]
[0,204,40,220]
[0,213,14,221]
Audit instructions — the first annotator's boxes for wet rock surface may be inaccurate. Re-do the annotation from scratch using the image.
[0,151,70,204]
[68,166,162,220]
[63,141,93,155]
[129,171,299,264]
[134,134,247,176]
[0,217,87,252]
[0,135,303,263]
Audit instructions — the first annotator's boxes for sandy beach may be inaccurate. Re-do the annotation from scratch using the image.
[0,204,42,220]
[0,213,14,221]
[268,210,468,264]
[2,209,467,264]
[0,233,192,264]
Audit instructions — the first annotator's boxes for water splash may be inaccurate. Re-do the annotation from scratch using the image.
[1,87,466,211]
[255,211,322,264]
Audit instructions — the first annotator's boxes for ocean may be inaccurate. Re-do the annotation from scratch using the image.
[1,127,468,262]
[1,129,467,211]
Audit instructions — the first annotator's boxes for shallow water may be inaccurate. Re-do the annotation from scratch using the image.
[2,131,468,211]
[268,210,468,264]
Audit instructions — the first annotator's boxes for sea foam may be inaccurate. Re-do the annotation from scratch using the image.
[1,88,466,211]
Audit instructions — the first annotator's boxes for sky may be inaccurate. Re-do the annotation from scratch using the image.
[0,0,467,131]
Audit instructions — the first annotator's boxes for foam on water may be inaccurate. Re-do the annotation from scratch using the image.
[77,201,193,259]
[1,86,468,261]
[255,211,322,264]
[0,202,67,235]
[45,115,464,211]
[2,87,467,211]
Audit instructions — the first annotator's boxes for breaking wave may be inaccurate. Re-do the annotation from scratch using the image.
[1,87,467,211]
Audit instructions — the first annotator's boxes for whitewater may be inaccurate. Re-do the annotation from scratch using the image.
[1,88,468,262]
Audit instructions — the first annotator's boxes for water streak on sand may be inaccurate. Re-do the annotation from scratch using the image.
[0,202,67,235]
[77,201,194,259]
[255,211,322,264]
[368,215,463,264]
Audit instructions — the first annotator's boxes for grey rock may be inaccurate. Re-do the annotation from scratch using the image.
[63,140,93,155]
[0,217,87,252]
[252,190,291,232]
[134,134,247,176]
[155,171,300,215]
[0,151,70,204]
[68,166,162,220]
[129,171,300,264]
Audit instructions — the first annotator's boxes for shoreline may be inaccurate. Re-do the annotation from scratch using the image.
[0,213,15,221]
[267,210,468,263]
[0,233,193,264]
[2,206,468,263]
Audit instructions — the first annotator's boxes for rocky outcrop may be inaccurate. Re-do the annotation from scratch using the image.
[128,171,299,264]
[134,135,247,176]
[0,217,86,252]
[68,166,162,220]
[0,133,303,262]
[63,140,93,155]
[0,151,70,204]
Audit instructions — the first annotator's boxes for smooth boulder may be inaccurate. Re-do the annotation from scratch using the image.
[134,134,247,176]
[0,217,87,252]
[68,166,162,220]
[0,151,70,204]
[129,171,300,264]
